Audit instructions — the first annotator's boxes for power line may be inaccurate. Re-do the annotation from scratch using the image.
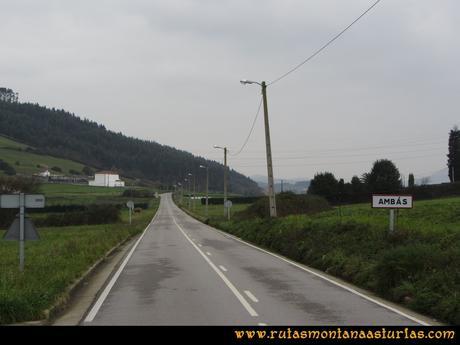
[221,146,447,161]
[229,96,263,156]
[232,153,442,168]
[268,0,383,86]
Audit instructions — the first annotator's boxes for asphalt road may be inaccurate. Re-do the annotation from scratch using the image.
[83,193,429,325]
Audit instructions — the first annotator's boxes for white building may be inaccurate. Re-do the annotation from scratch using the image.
[89,171,125,187]
[38,169,51,177]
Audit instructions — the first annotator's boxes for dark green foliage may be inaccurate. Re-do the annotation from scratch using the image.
[202,196,262,205]
[82,166,94,176]
[69,169,81,175]
[122,189,155,198]
[236,192,331,219]
[405,182,460,200]
[307,172,339,202]
[0,159,16,175]
[408,173,415,188]
[0,101,261,195]
[51,166,62,172]
[34,205,121,227]
[365,159,401,193]
[448,126,460,182]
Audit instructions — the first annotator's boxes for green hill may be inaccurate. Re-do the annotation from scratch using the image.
[0,135,89,176]
[0,101,261,195]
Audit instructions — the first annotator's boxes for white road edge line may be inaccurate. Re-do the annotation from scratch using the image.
[219,265,228,272]
[84,208,160,323]
[258,323,268,326]
[173,217,258,317]
[244,290,259,303]
[214,230,430,326]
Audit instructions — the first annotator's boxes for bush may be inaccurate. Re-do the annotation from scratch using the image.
[35,205,121,227]
[51,166,62,172]
[122,189,155,198]
[236,192,331,219]
[0,159,16,175]
[202,196,262,205]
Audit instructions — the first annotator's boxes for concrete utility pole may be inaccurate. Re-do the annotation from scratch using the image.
[240,79,277,217]
[214,146,228,217]
[200,165,209,217]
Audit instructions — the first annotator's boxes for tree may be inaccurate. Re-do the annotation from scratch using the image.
[0,87,18,102]
[447,126,460,182]
[408,173,415,188]
[365,159,401,193]
[307,172,339,202]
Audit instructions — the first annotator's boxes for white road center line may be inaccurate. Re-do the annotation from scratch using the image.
[198,244,203,247]
[173,217,258,317]
[206,252,212,256]
[244,290,259,303]
[258,323,268,326]
[84,210,160,322]
[219,265,228,272]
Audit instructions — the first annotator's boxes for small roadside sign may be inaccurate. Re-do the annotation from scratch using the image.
[224,200,233,208]
[4,217,40,241]
[372,194,413,209]
[126,200,134,225]
[1,193,45,271]
[371,194,413,233]
[1,194,45,208]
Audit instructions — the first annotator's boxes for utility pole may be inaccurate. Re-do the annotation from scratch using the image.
[241,79,277,217]
[200,165,209,217]
[261,81,277,217]
[214,145,228,217]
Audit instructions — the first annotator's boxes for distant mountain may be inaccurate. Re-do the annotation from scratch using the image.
[416,168,450,185]
[0,100,261,195]
[251,175,310,194]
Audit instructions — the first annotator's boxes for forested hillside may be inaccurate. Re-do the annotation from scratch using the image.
[0,101,261,195]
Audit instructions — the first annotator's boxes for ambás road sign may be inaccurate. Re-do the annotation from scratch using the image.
[372,194,413,209]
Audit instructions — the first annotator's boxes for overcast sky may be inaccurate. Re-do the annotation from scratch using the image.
[1,0,459,181]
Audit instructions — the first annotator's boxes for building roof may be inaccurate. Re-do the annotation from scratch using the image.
[95,170,120,175]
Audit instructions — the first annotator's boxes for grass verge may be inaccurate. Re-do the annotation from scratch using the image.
[0,200,159,324]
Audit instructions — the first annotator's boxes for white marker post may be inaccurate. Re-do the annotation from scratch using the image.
[19,193,25,271]
[225,200,232,220]
[126,200,134,225]
[372,194,413,233]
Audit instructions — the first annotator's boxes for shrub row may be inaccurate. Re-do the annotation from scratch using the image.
[200,196,263,205]
[236,192,331,219]
[34,205,121,227]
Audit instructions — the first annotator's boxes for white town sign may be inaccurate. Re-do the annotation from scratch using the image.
[372,194,413,209]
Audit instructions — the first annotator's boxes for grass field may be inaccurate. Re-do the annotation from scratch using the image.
[0,135,88,176]
[39,183,154,206]
[177,195,460,325]
[0,200,159,324]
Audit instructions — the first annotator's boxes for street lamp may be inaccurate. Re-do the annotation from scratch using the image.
[240,79,277,217]
[177,182,183,203]
[184,177,190,208]
[187,173,194,210]
[200,165,209,217]
[214,145,228,217]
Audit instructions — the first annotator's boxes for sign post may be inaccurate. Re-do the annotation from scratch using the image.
[126,200,134,225]
[372,194,413,233]
[1,193,44,271]
[224,200,232,220]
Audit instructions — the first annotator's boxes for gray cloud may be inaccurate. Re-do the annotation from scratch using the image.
[1,0,458,181]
